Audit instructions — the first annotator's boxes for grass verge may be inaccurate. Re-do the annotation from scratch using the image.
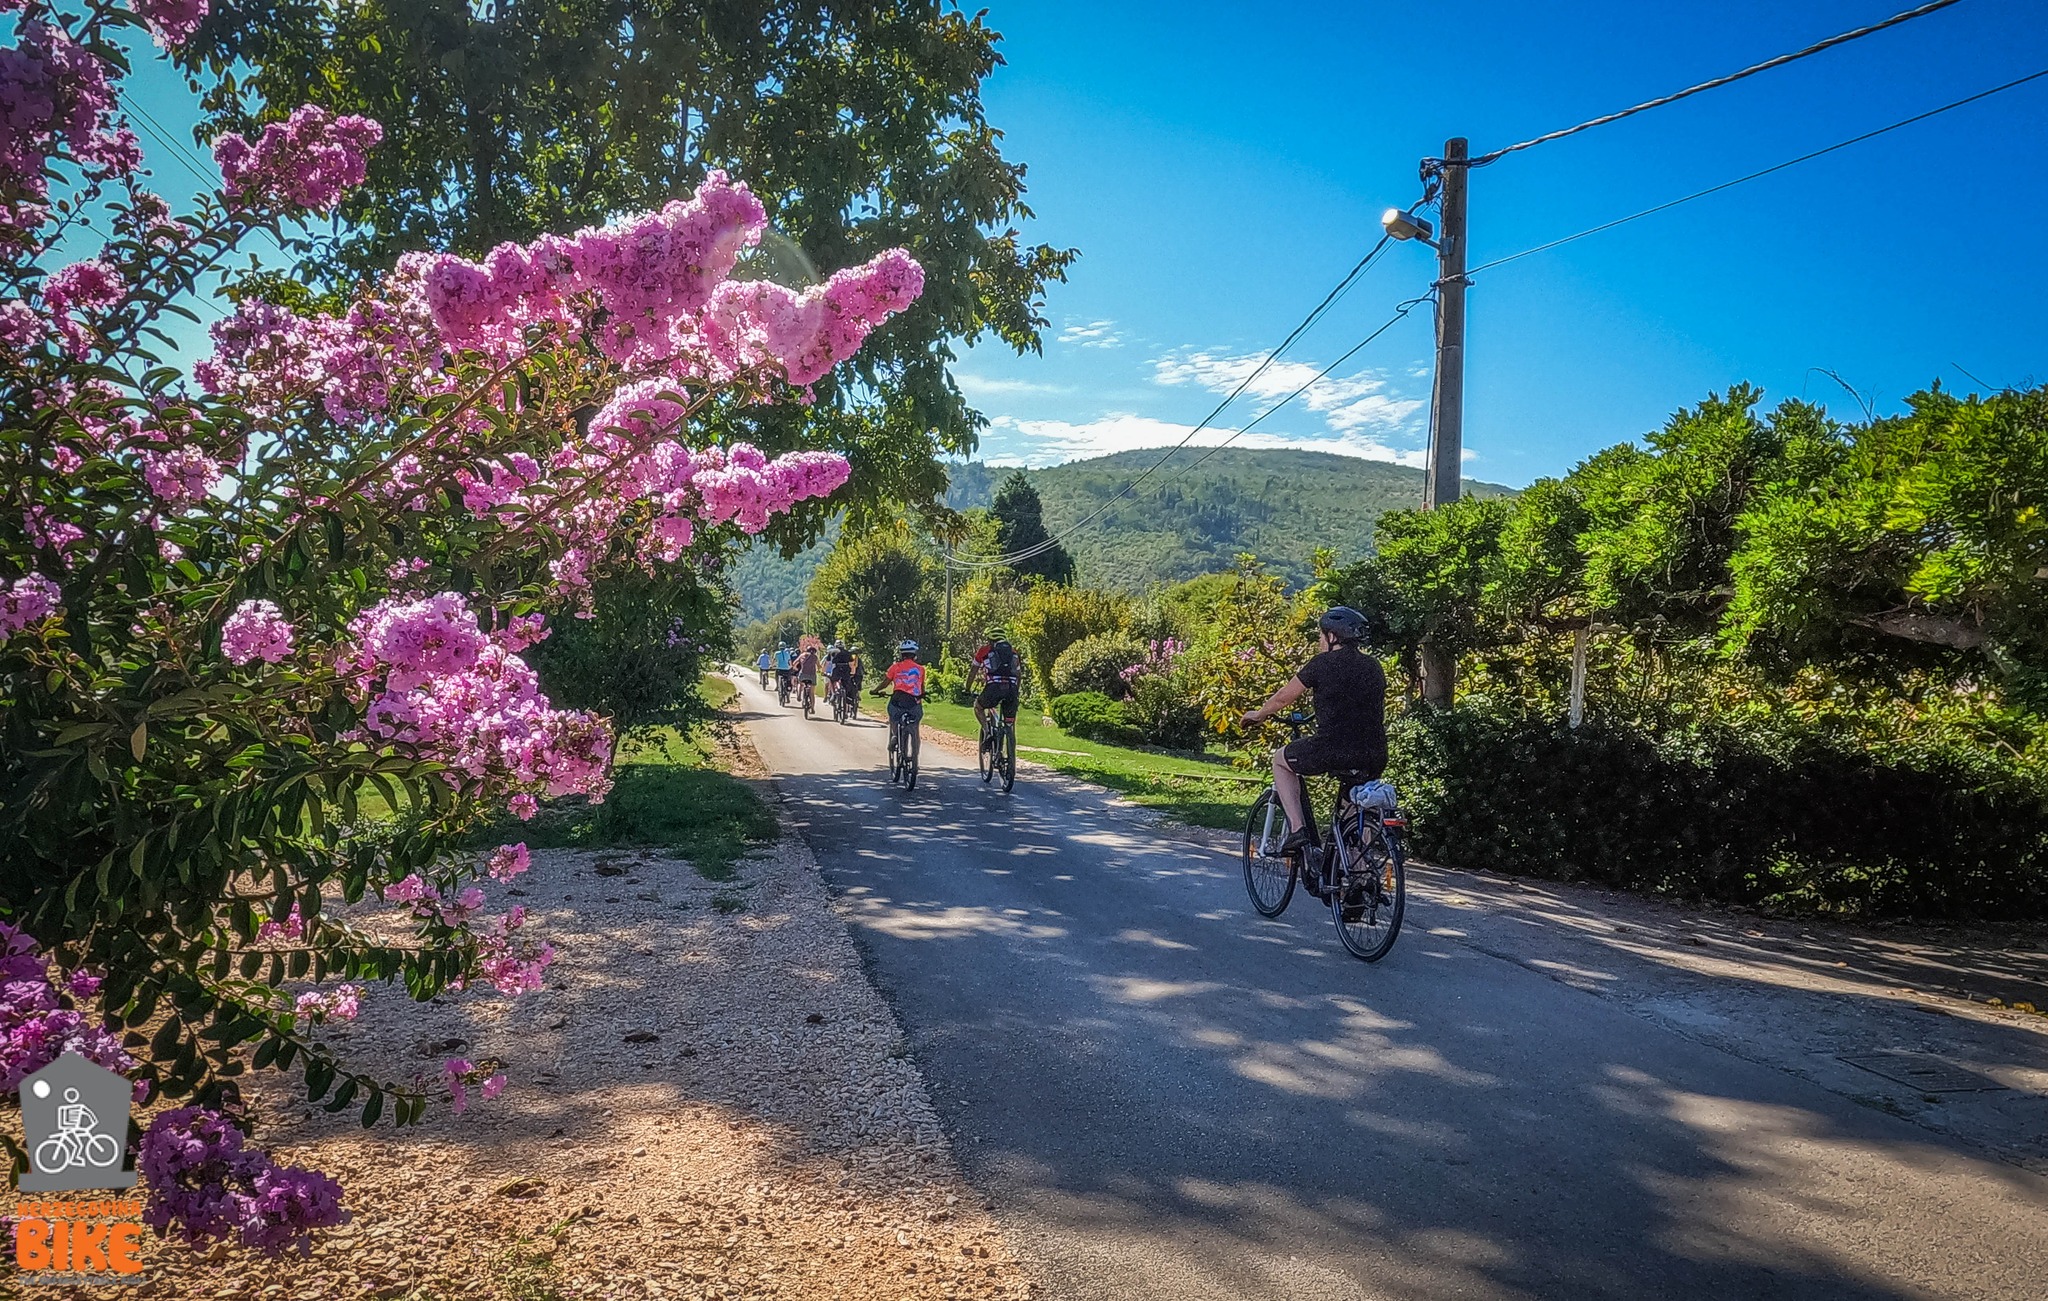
[916,699,1264,830]
[476,677,776,878]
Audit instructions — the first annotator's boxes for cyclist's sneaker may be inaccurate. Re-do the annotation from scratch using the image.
[1278,827,1314,856]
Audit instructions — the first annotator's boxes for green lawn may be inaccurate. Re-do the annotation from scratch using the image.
[916,698,1266,830]
[473,676,776,879]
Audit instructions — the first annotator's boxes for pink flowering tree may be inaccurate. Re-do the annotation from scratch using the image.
[0,0,919,1254]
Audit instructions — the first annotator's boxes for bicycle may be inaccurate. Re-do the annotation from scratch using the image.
[800,677,816,719]
[1241,715,1407,962]
[758,665,770,689]
[978,709,1016,792]
[887,706,921,790]
[776,671,792,707]
[831,677,854,724]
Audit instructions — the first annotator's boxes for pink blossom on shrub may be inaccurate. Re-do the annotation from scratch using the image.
[0,572,61,637]
[213,103,382,212]
[255,902,304,941]
[222,598,295,665]
[139,1107,349,1256]
[0,300,44,350]
[485,843,531,882]
[293,983,362,1023]
[133,0,208,49]
[140,443,223,504]
[22,504,82,554]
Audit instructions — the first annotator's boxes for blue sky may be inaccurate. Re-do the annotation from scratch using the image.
[109,1,2048,488]
[955,0,2048,484]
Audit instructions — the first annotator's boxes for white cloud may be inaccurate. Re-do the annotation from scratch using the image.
[1058,319,1124,349]
[953,372,1070,400]
[982,413,1427,469]
[1152,350,1425,433]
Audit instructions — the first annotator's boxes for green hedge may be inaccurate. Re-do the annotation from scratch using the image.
[1388,699,2048,918]
[1049,692,1145,746]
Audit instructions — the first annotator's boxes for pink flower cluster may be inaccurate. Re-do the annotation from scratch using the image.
[140,443,224,504]
[255,902,304,941]
[441,1057,507,1116]
[0,922,139,1100]
[134,0,209,49]
[0,572,61,638]
[1120,637,1186,684]
[292,984,362,1023]
[213,104,382,212]
[222,598,296,665]
[139,1107,348,1256]
[41,257,123,354]
[421,171,765,365]
[700,247,925,386]
[485,843,531,882]
[344,595,612,810]
[0,21,135,240]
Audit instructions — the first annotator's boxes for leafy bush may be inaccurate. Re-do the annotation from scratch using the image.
[1049,692,1144,746]
[931,650,980,706]
[1052,634,1145,697]
[1016,585,1131,696]
[1388,698,2048,918]
[529,569,735,739]
[1128,672,1209,751]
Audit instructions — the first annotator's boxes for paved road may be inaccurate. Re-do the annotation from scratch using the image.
[730,673,2048,1301]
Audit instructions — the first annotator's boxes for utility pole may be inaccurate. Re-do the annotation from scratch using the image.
[1419,136,1469,708]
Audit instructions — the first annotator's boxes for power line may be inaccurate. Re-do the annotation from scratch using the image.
[946,232,1401,569]
[963,288,1436,571]
[1158,291,1435,482]
[1443,0,1969,169]
[1464,65,2048,278]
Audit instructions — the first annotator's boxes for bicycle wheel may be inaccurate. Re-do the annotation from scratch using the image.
[34,1135,75,1173]
[82,1131,120,1168]
[998,721,1015,792]
[978,721,993,782]
[1241,789,1296,917]
[904,724,919,791]
[888,722,903,784]
[1332,826,1405,962]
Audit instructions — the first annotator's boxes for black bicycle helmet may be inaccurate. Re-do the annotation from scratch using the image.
[1318,605,1370,643]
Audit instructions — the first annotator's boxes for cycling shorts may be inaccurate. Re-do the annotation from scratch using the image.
[1283,733,1385,780]
[887,696,924,724]
[975,681,1019,719]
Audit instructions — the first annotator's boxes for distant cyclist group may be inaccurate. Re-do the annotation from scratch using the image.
[749,628,1025,792]
[746,606,1406,960]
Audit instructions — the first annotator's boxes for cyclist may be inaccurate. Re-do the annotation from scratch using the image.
[1238,606,1387,856]
[773,643,794,700]
[968,627,1024,737]
[846,646,865,714]
[755,647,772,689]
[871,639,926,759]
[795,642,820,711]
[824,641,854,706]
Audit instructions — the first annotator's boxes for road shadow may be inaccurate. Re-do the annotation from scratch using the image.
[771,766,2048,1301]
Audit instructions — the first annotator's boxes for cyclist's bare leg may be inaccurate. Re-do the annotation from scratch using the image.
[1272,747,1310,833]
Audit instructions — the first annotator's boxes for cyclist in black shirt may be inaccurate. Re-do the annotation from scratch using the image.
[1239,606,1387,855]
[824,641,854,706]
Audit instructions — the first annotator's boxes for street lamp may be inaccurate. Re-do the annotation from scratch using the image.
[1381,207,1436,248]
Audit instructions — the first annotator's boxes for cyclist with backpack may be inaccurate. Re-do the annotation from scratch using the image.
[1238,606,1388,856]
[824,641,854,706]
[969,628,1024,735]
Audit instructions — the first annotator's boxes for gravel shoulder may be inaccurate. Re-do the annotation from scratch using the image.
[131,714,1036,1301]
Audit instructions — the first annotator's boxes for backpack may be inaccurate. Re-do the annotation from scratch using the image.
[985,641,1019,680]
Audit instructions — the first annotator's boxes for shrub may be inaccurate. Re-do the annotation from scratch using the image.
[1016,585,1131,696]
[1387,697,2048,918]
[1128,672,1209,751]
[1049,692,1144,746]
[1052,634,1146,698]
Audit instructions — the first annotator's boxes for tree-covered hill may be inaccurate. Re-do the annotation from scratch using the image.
[729,448,1514,617]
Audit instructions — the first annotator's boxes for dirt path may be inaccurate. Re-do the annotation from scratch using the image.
[132,720,1036,1300]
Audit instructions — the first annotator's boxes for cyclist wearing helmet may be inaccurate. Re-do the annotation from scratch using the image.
[824,641,854,703]
[873,639,927,742]
[968,627,1024,733]
[1240,606,1387,855]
